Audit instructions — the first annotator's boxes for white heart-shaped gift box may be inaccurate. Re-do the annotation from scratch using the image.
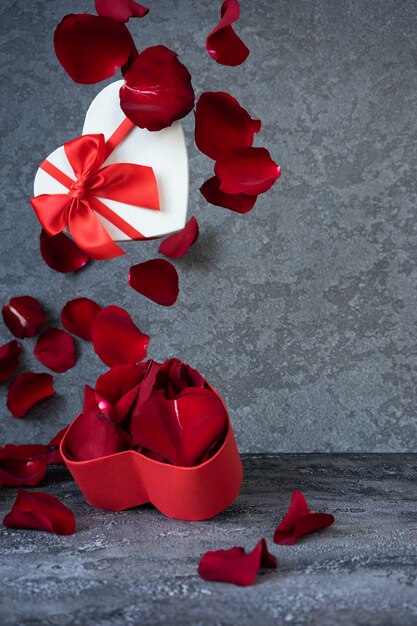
[33,80,189,241]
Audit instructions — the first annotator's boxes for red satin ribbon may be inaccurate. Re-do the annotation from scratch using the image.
[31,118,160,260]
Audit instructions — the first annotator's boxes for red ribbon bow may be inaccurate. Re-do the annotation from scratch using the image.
[31,119,160,259]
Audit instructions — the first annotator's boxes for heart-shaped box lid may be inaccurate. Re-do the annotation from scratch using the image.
[34,80,189,242]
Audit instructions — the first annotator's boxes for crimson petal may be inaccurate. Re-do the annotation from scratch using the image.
[131,387,228,467]
[92,305,150,366]
[0,445,50,487]
[7,372,55,418]
[47,426,70,464]
[200,176,257,214]
[40,230,90,273]
[215,147,281,195]
[156,358,205,399]
[61,298,101,341]
[198,539,276,586]
[63,410,131,462]
[120,45,195,131]
[0,340,21,382]
[95,0,149,22]
[274,491,335,545]
[129,259,179,306]
[206,0,249,67]
[95,363,149,405]
[158,217,199,259]
[54,13,135,84]
[195,92,261,160]
[3,489,75,535]
[33,328,76,373]
[2,296,46,339]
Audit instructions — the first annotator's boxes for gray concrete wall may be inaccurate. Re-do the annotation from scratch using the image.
[1,0,416,451]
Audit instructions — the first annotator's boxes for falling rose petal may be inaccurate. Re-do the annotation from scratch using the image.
[7,372,55,418]
[95,0,149,22]
[0,445,49,487]
[195,92,261,160]
[200,176,257,214]
[92,305,150,366]
[0,340,21,383]
[120,45,195,131]
[274,491,335,545]
[129,259,179,306]
[63,410,132,462]
[215,147,281,195]
[131,387,228,467]
[2,296,46,339]
[198,539,276,586]
[40,230,90,273]
[3,489,75,535]
[54,13,135,84]
[61,298,101,341]
[206,0,249,67]
[33,328,76,374]
[158,217,199,259]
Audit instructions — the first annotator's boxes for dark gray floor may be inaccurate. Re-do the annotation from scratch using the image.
[1,454,416,626]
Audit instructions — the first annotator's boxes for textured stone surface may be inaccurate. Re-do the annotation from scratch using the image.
[1,454,417,625]
[1,1,417,451]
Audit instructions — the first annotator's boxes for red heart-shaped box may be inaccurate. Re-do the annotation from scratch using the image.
[60,391,242,521]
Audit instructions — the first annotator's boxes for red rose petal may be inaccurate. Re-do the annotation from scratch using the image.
[95,0,149,22]
[40,230,90,273]
[3,489,75,535]
[2,296,46,339]
[129,259,179,306]
[120,45,195,131]
[206,0,249,67]
[48,425,70,448]
[198,538,276,586]
[200,176,257,214]
[95,363,149,406]
[0,340,21,382]
[62,410,131,462]
[195,92,261,160]
[274,491,335,545]
[158,217,199,259]
[33,328,76,374]
[130,387,228,467]
[61,298,101,341]
[156,358,205,399]
[47,426,70,464]
[54,13,135,84]
[7,372,55,418]
[215,147,281,195]
[0,445,50,487]
[92,305,150,366]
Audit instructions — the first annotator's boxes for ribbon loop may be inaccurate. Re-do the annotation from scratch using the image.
[31,119,160,260]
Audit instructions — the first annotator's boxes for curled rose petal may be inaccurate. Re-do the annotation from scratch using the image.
[3,489,75,535]
[54,13,135,84]
[0,445,50,487]
[7,372,55,418]
[195,92,261,160]
[200,176,257,214]
[120,45,195,131]
[33,328,76,374]
[158,217,199,259]
[156,358,205,399]
[0,340,21,383]
[131,387,228,467]
[215,147,281,195]
[40,230,90,273]
[95,0,149,22]
[62,410,131,462]
[274,491,335,545]
[198,539,276,586]
[206,0,249,67]
[95,363,149,406]
[61,298,101,341]
[92,305,150,366]
[129,259,179,306]
[2,296,46,339]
